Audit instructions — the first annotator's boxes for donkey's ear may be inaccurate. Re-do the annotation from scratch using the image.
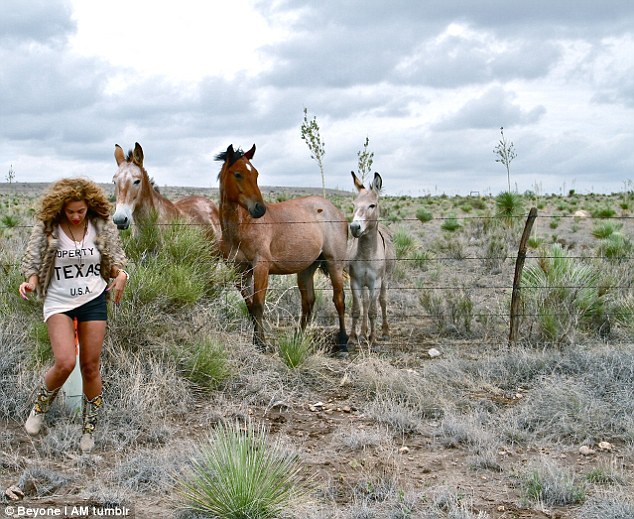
[245,143,256,160]
[371,172,383,193]
[114,144,125,166]
[132,142,144,167]
[351,171,365,192]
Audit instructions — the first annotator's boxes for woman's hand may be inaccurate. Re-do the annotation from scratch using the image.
[18,281,35,300]
[107,270,128,304]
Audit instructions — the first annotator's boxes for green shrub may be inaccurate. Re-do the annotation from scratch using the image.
[122,219,235,309]
[181,338,231,389]
[178,421,307,518]
[1,214,20,228]
[392,227,416,260]
[415,208,433,223]
[420,289,474,336]
[276,329,314,369]
[521,460,585,506]
[495,191,525,226]
[591,222,622,239]
[441,214,462,232]
[597,233,633,261]
[591,207,617,219]
[521,244,612,344]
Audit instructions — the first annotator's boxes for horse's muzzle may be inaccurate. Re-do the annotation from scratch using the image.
[249,202,266,219]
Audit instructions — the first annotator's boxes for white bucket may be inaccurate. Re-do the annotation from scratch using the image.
[61,319,82,412]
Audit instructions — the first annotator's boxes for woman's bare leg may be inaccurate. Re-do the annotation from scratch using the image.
[45,314,78,390]
[77,320,106,399]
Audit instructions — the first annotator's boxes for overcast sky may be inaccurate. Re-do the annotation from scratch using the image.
[2,1,633,196]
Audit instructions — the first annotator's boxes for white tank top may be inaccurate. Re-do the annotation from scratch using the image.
[43,221,108,321]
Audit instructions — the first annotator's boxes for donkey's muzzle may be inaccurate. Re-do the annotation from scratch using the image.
[112,215,130,230]
[350,222,362,238]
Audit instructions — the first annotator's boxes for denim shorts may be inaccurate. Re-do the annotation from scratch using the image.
[62,290,107,322]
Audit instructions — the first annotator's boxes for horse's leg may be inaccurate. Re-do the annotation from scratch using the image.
[237,270,255,323]
[251,263,270,350]
[297,264,319,330]
[379,277,389,340]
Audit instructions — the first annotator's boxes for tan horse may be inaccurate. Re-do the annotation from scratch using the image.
[215,144,349,352]
[348,171,396,346]
[112,142,221,241]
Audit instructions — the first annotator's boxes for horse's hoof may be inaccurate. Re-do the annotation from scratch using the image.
[253,337,269,353]
[332,342,349,359]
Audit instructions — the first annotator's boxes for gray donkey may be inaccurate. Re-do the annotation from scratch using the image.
[348,171,396,346]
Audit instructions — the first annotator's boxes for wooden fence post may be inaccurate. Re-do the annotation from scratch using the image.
[508,207,538,347]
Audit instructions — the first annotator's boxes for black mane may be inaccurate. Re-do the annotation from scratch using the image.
[214,147,245,167]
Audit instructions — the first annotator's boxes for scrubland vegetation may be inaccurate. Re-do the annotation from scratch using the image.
[1,183,633,518]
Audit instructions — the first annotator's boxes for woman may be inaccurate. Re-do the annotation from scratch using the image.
[19,178,128,453]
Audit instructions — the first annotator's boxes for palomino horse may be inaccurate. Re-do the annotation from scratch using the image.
[348,171,396,346]
[215,144,349,352]
[112,142,221,240]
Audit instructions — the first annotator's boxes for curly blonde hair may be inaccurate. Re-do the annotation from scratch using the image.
[38,178,112,224]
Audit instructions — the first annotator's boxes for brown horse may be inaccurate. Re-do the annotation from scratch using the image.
[113,142,221,241]
[215,144,349,352]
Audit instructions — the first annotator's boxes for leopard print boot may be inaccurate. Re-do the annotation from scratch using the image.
[25,383,60,436]
[79,394,103,453]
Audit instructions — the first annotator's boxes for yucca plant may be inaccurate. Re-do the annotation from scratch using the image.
[591,207,617,219]
[591,222,622,239]
[415,208,433,223]
[122,218,234,308]
[1,214,20,228]
[441,214,462,232]
[597,233,633,261]
[392,227,416,260]
[277,329,314,369]
[181,338,231,389]
[521,244,611,344]
[178,421,308,518]
[495,191,525,227]
[521,459,585,506]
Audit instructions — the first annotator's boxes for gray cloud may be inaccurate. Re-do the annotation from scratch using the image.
[433,87,546,131]
[1,0,74,44]
[1,1,634,195]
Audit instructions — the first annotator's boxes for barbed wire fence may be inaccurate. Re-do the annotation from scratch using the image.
[2,209,633,349]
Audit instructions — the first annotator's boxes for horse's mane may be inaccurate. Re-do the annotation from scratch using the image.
[214,148,245,166]
[149,178,161,193]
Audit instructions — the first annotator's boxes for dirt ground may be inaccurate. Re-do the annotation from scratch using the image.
[2,183,632,518]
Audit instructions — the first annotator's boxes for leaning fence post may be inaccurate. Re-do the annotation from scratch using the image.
[508,207,538,347]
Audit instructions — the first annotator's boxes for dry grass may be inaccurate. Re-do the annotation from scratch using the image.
[1,185,633,517]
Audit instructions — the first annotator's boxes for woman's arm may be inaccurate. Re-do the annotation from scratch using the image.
[20,221,46,281]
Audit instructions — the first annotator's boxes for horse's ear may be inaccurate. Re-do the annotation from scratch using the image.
[226,144,235,163]
[245,144,256,160]
[351,171,364,192]
[133,142,144,167]
[114,144,125,166]
[371,172,382,193]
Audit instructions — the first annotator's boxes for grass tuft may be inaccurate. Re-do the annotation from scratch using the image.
[177,420,308,518]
